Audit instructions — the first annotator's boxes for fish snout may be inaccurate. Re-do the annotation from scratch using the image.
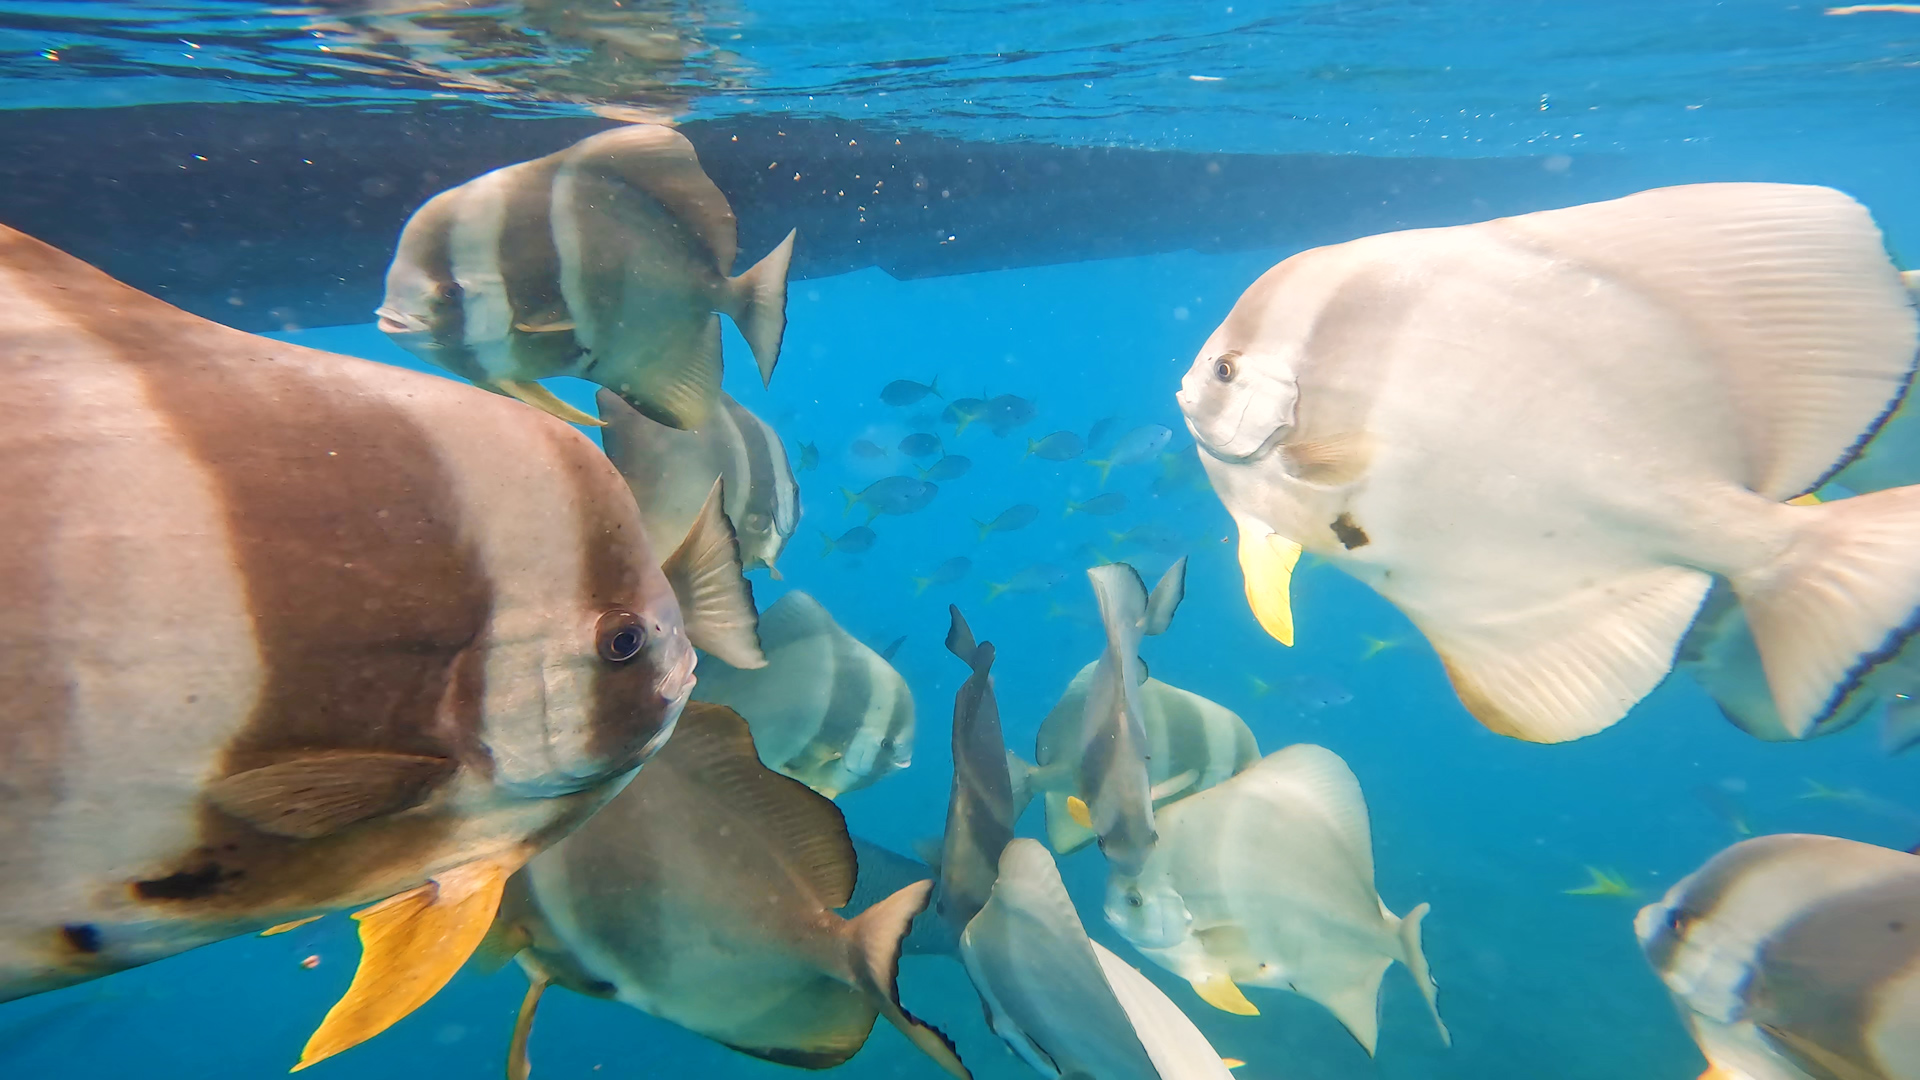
[1103,876,1191,949]
[1180,348,1297,463]
[375,306,432,338]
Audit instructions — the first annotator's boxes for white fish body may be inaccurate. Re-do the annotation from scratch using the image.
[1025,661,1259,855]
[1091,941,1237,1080]
[693,591,913,798]
[1180,183,1920,744]
[380,124,796,431]
[1104,744,1446,1055]
[1637,834,1920,1080]
[958,839,1163,1080]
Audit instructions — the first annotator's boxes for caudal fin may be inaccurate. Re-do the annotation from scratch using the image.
[1734,487,1920,738]
[845,881,971,1079]
[727,229,796,387]
[1395,902,1450,1047]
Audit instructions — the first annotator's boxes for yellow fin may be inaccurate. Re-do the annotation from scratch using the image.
[1192,974,1259,1016]
[1065,795,1092,830]
[1562,866,1636,897]
[512,319,575,334]
[1236,524,1301,646]
[261,915,324,937]
[492,379,606,428]
[1222,1059,1246,1070]
[293,853,523,1071]
[1786,492,1823,506]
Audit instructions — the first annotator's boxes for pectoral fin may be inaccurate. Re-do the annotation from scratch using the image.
[261,915,324,937]
[293,852,524,1071]
[492,379,606,427]
[1236,522,1300,647]
[1192,973,1260,1016]
[1148,769,1199,803]
[206,752,454,840]
[661,479,766,669]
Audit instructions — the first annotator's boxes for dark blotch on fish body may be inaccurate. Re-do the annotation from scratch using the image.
[1026,431,1085,461]
[920,455,972,482]
[1331,512,1370,550]
[899,433,943,459]
[59,925,101,955]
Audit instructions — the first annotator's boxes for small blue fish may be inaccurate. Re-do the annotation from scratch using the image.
[986,563,1069,601]
[943,398,990,434]
[913,556,973,596]
[822,526,878,555]
[899,432,943,459]
[882,377,942,407]
[842,476,938,522]
[1108,523,1184,556]
[1150,448,1207,496]
[1251,673,1353,715]
[1065,492,1128,517]
[1087,424,1172,485]
[1086,416,1123,454]
[1026,431,1085,461]
[986,394,1037,436]
[797,442,820,471]
[920,455,972,482]
[851,438,888,459]
[974,503,1040,541]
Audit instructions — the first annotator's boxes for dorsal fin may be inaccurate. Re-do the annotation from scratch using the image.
[661,703,857,906]
[1142,557,1188,636]
[662,478,765,669]
[1255,744,1375,883]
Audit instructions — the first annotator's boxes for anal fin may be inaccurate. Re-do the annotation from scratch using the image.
[1235,517,1300,647]
[293,852,525,1071]
[1191,973,1259,1016]
[492,379,605,427]
[662,478,766,669]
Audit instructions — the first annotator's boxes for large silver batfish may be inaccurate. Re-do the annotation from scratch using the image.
[0,225,695,1070]
[1637,833,1920,1080]
[1179,183,1920,743]
[379,123,796,431]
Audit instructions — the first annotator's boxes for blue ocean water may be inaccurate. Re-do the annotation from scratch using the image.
[3,3,1918,1080]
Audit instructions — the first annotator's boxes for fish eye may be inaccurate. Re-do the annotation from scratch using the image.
[1212,352,1239,383]
[1126,889,1143,908]
[595,610,646,663]
[435,281,464,304]
[1665,906,1695,935]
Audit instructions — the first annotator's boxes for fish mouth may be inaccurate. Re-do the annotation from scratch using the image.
[1181,412,1289,466]
[375,308,431,337]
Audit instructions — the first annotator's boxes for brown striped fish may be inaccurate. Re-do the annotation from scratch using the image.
[483,703,969,1080]
[377,123,797,431]
[1637,834,1920,1080]
[599,387,800,579]
[692,591,914,799]
[0,225,696,1070]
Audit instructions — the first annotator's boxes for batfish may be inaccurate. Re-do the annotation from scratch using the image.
[378,123,796,431]
[1179,183,1920,743]
[1104,744,1447,1056]
[693,591,914,798]
[484,703,968,1079]
[931,606,1020,948]
[960,839,1233,1080]
[599,387,799,581]
[1013,661,1258,857]
[1637,833,1920,1080]
[0,225,696,1070]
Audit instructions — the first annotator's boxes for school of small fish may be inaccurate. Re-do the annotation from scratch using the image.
[3,126,1918,1080]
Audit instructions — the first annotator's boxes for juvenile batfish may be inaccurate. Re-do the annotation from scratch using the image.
[1180,183,1920,743]
[1089,425,1173,485]
[975,503,1040,541]
[0,226,695,1068]
[598,388,798,582]
[961,839,1232,1080]
[693,591,913,798]
[1072,560,1187,877]
[1027,431,1086,461]
[1104,744,1447,1055]
[1637,833,1920,1080]
[486,704,969,1080]
[1014,660,1258,857]
[379,124,796,430]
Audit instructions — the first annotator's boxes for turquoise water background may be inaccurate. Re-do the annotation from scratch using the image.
[2,2,1918,1078]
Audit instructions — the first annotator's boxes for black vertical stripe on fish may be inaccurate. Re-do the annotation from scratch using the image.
[1748,876,1920,1075]
[0,299,73,896]
[9,231,489,912]
[544,422,674,771]
[800,646,876,779]
[1640,836,1793,977]
[496,157,585,375]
